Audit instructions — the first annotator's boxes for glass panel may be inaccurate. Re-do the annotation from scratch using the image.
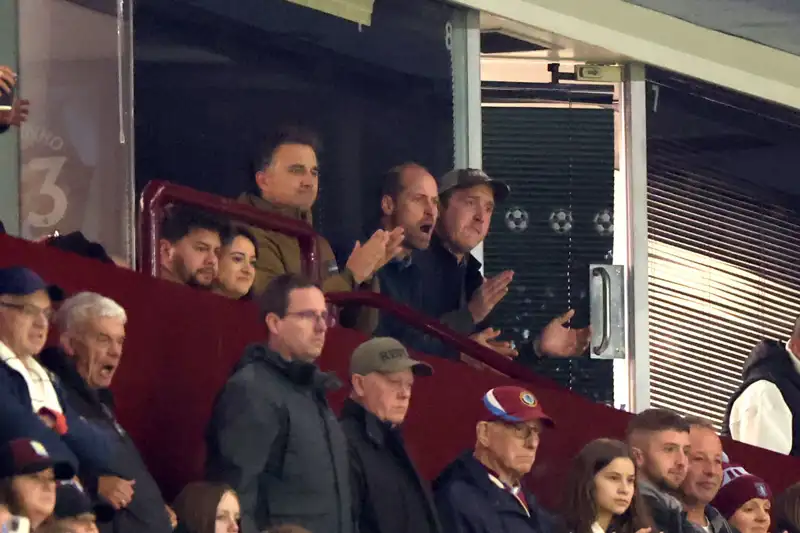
[480,57,620,404]
[0,0,20,235]
[18,0,134,259]
[134,0,455,244]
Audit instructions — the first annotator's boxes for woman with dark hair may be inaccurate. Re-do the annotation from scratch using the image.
[172,482,240,533]
[213,226,258,300]
[561,439,652,533]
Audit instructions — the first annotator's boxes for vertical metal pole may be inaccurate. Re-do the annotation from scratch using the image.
[450,8,485,268]
[618,62,650,412]
[0,0,20,236]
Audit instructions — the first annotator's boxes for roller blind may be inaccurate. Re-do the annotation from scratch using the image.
[285,0,374,25]
[647,92,800,427]
[482,100,616,404]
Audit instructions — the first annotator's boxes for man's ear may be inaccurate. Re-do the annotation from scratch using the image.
[265,312,281,336]
[476,421,490,447]
[255,169,270,195]
[380,195,395,218]
[159,239,173,266]
[351,374,366,397]
[59,333,76,357]
[630,445,645,468]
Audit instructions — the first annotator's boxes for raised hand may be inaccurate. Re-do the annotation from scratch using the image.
[539,309,591,357]
[470,327,518,359]
[467,270,513,324]
[346,229,390,284]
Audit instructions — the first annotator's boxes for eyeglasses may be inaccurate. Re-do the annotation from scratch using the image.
[499,422,541,441]
[285,310,329,323]
[0,301,53,321]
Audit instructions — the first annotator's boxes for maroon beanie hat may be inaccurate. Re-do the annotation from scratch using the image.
[712,458,772,519]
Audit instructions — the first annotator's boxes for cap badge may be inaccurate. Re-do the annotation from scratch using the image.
[30,441,49,458]
[756,483,768,498]
[379,348,406,362]
[520,391,537,407]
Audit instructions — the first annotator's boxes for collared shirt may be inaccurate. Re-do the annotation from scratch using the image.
[485,470,530,517]
[729,342,800,454]
[0,340,62,415]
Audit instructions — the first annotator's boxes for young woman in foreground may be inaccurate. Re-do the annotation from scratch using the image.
[561,439,652,533]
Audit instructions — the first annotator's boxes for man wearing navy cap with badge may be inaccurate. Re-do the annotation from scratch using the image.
[434,385,555,533]
[0,266,112,473]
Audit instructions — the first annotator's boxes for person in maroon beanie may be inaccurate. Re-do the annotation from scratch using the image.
[711,459,772,533]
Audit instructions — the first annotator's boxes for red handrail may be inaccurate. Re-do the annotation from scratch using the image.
[326,291,562,389]
[139,181,319,279]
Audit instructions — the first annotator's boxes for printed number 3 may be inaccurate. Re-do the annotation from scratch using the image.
[23,156,68,230]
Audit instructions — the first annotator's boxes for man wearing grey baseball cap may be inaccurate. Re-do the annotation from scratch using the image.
[418,168,590,360]
[340,337,441,533]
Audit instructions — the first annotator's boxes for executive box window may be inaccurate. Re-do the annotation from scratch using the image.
[133,0,455,242]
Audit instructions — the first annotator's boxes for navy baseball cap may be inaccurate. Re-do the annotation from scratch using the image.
[55,480,115,522]
[53,480,114,523]
[0,266,64,302]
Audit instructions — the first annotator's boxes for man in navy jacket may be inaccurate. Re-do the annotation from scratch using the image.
[434,385,556,533]
[0,266,112,472]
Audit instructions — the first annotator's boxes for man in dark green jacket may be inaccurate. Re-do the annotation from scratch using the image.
[205,273,352,533]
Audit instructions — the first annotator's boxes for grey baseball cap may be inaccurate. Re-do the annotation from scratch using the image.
[349,337,433,377]
[439,168,510,202]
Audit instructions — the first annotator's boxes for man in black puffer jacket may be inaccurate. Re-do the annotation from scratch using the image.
[722,318,800,456]
[206,274,352,533]
[42,292,174,533]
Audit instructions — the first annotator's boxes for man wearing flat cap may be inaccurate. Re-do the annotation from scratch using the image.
[434,385,555,533]
[0,267,112,473]
[340,337,442,533]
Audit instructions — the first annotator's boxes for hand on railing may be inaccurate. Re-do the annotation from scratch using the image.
[345,227,404,284]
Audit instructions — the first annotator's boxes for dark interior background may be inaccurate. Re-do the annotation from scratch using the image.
[133,0,455,243]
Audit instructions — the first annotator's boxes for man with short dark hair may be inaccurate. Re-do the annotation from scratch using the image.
[722,314,800,456]
[240,126,402,295]
[679,416,732,533]
[627,408,692,533]
[341,337,440,533]
[434,385,555,533]
[159,207,226,288]
[206,273,352,533]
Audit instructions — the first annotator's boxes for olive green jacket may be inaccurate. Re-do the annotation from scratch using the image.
[238,193,378,330]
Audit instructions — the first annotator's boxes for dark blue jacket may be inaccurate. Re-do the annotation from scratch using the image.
[433,452,554,533]
[0,357,114,472]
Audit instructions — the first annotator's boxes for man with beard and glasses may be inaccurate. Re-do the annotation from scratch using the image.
[627,409,693,533]
[159,207,225,289]
[39,292,175,533]
[678,417,733,533]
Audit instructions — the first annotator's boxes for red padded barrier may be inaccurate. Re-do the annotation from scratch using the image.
[1,233,798,509]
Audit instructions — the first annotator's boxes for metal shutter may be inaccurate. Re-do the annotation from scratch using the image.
[647,69,800,427]
[482,101,616,404]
